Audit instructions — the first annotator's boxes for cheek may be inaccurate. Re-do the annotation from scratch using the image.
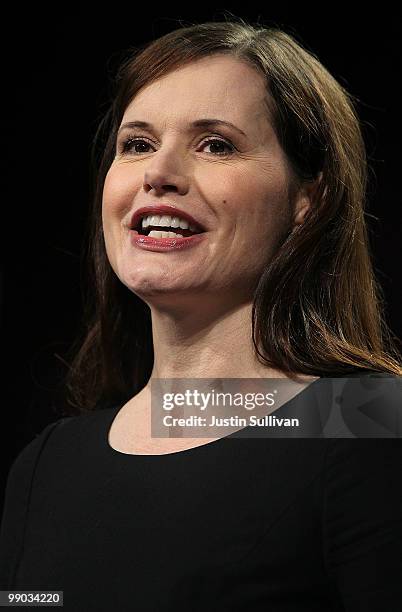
[209,164,289,230]
[102,165,137,222]
[101,169,133,264]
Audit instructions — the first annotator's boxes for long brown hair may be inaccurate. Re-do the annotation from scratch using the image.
[58,17,402,415]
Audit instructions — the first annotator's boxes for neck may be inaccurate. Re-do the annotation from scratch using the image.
[148,299,284,380]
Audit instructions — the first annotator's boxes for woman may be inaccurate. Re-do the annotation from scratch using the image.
[1,18,402,611]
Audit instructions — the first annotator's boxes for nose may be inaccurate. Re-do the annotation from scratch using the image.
[143,152,189,195]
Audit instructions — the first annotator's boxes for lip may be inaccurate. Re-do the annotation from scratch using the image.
[130,229,207,252]
[130,204,206,233]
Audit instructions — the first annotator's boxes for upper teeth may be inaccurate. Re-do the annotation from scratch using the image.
[141,214,197,232]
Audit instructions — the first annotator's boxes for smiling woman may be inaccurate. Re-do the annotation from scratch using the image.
[103,52,306,305]
[65,19,401,414]
[1,15,402,612]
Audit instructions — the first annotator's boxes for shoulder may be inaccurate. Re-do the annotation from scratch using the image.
[325,436,402,480]
[323,437,402,543]
[0,417,71,588]
[5,418,72,490]
[0,407,118,588]
[323,373,402,479]
[322,437,402,601]
[3,407,113,500]
[1,417,78,522]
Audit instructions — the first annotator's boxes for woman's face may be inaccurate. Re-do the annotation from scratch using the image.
[102,54,310,307]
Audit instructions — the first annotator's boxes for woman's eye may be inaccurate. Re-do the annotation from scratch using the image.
[118,136,235,156]
[201,138,235,155]
[121,139,153,155]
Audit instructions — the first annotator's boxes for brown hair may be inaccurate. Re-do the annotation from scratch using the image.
[58,16,402,415]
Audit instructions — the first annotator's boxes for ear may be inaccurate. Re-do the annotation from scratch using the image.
[292,172,323,227]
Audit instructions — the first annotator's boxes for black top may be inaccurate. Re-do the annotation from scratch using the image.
[1,371,402,611]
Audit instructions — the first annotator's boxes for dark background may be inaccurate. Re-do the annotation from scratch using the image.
[1,9,401,510]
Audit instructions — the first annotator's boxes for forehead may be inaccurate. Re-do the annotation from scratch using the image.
[121,55,270,129]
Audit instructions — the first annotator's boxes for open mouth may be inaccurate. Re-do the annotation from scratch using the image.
[135,226,200,238]
[133,214,206,239]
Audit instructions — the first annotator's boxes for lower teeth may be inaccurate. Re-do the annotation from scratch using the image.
[148,230,184,238]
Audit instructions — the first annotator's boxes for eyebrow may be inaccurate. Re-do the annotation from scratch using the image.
[117,119,247,138]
